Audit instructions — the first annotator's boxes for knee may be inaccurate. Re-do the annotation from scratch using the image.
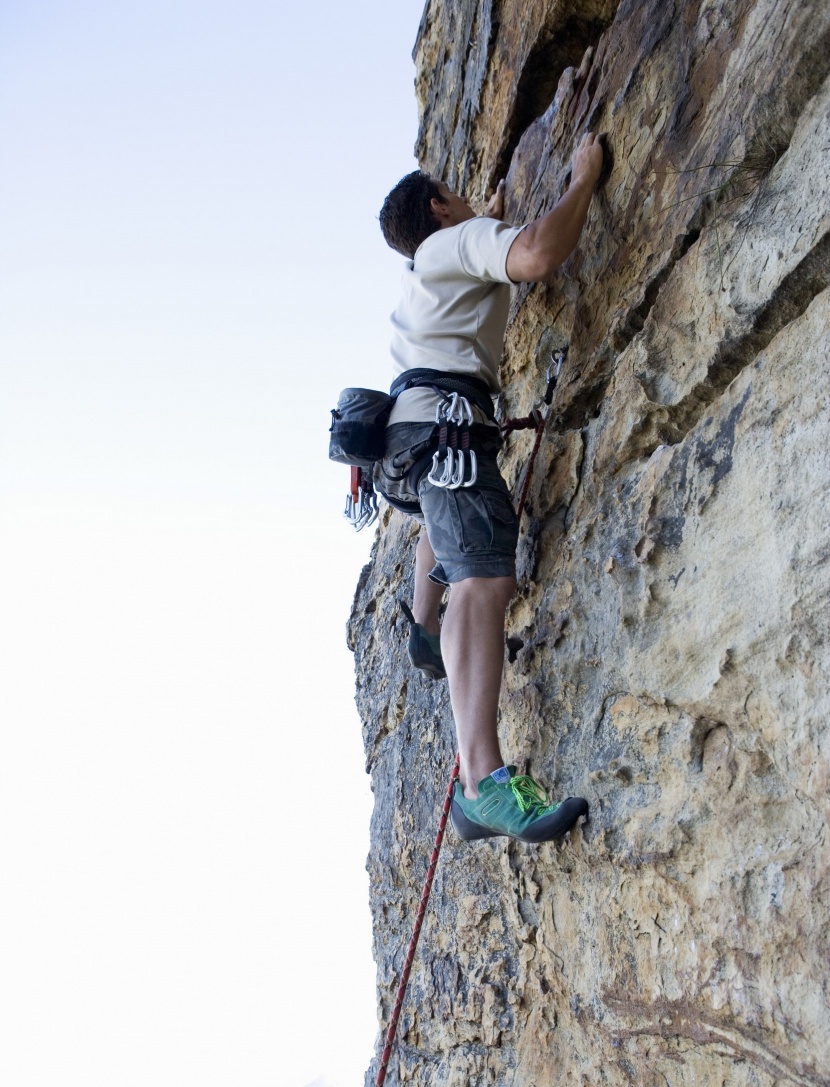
[454,575,516,611]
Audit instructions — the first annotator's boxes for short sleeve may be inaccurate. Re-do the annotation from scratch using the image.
[455,218,525,283]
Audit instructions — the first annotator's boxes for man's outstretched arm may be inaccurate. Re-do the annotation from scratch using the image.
[505,131,604,283]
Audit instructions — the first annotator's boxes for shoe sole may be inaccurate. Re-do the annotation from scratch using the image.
[414,660,446,681]
[450,801,502,840]
[451,796,589,843]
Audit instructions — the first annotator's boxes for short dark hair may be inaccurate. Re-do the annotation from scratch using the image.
[378,171,446,258]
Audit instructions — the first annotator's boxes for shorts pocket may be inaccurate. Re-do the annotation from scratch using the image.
[446,489,495,554]
[482,487,520,555]
[445,486,519,556]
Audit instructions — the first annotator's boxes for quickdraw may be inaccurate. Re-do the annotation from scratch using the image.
[426,391,478,490]
[343,466,379,531]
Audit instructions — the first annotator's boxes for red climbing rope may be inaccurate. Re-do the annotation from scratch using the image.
[374,350,566,1085]
[375,754,460,1086]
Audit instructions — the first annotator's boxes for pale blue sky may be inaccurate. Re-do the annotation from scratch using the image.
[0,2,427,1085]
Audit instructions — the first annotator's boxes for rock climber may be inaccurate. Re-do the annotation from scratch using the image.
[376,132,604,844]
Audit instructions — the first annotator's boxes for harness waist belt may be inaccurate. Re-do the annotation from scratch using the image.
[389,368,496,423]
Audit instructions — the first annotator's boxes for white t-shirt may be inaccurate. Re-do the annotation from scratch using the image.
[388,216,524,425]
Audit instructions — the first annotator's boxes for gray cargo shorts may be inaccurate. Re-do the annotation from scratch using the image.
[376,422,519,585]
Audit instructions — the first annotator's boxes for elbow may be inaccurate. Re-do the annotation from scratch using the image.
[510,252,562,284]
[528,252,562,281]
[506,230,568,283]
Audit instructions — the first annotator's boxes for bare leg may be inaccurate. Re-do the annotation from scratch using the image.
[413,531,444,638]
[440,575,516,798]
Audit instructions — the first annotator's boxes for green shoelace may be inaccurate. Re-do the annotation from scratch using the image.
[509,774,557,814]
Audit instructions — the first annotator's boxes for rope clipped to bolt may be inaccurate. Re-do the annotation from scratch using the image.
[374,348,567,1087]
[508,347,565,518]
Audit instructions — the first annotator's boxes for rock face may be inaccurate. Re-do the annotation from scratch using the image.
[349,2,830,1084]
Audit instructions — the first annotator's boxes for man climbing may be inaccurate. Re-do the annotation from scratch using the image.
[377,132,604,844]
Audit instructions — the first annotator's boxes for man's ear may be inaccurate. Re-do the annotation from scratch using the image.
[430,196,448,220]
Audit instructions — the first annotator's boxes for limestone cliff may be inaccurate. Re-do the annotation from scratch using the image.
[349,1,830,1084]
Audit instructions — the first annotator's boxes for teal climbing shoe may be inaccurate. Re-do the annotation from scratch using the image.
[400,600,446,681]
[451,767,588,844]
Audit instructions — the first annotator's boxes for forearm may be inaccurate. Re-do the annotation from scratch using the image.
[527,173,596,269]
[506,172,596,282]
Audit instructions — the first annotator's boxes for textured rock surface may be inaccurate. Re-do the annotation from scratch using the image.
[350,2,830,1084]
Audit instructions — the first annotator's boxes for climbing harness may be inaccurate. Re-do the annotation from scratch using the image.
[390,367,496,422]
[343,466,379,531]
[330,369,496,531]
[373,348,567,1085]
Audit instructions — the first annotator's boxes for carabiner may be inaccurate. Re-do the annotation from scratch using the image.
[449,449,467,488]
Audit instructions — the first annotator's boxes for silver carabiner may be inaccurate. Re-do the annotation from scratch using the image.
[439,447,456,486]
[449,449,467,488]
[449,446,479,488]
[343,469,379,532]
[441,392,461,424]
[435,393,453,425]
[465,449,478,487]
[427,447,458,488]
[427,449,447,486]
[359,487,378,529]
